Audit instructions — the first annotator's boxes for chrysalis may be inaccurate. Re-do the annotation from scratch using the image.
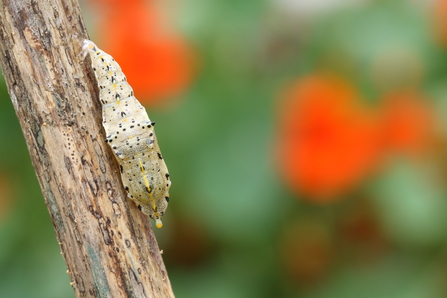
[81,39,171,228]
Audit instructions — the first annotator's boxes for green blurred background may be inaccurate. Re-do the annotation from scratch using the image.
[2,0,447,297]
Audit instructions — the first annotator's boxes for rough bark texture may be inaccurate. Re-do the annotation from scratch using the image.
[0,0,175,297]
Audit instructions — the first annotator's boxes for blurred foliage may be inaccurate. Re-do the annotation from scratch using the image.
[2,0,447,297]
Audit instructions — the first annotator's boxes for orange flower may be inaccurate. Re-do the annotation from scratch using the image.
[276,75,382,201]
[381,90,434,157]
[92,1,196,105]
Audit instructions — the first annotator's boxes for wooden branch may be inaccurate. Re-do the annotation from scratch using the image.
[0,1,175,297]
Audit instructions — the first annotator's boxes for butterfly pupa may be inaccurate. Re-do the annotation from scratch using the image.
[81,39,171,228]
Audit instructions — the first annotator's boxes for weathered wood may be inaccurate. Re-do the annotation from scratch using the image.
[0,0,175,297]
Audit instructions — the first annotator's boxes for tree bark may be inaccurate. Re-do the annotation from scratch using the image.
[0,1,175,297]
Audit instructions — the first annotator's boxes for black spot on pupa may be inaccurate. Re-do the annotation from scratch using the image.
[138,205,142,211]
[165,196,170,202]
[157,153,163,159]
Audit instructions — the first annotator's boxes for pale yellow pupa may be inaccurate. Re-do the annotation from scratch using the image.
[81,39,171,228]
